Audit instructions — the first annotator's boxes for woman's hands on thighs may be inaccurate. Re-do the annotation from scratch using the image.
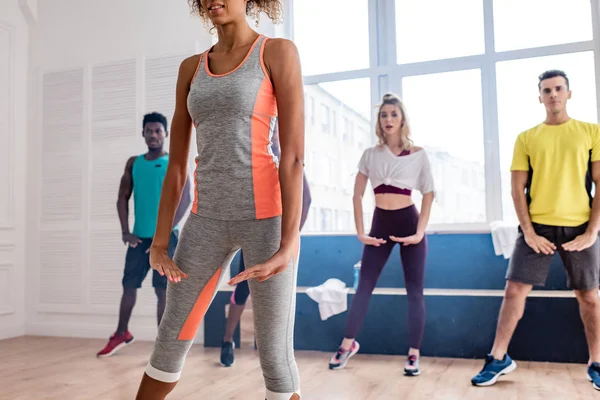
[358,233,387,246]
[390,231,425,246]
[150,247,188,283]
[228,244,297,285]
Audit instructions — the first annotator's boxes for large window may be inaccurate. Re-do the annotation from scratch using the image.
[292,0,370,76]
[292,0,600,233]
[402,69,486,224]
[301,78,376,233]
[493,0,593,52]
[395,0,485,64]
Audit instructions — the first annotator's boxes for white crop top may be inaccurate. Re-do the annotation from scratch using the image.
[357,145,435,195]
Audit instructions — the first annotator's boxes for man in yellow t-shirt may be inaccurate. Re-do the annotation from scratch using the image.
[472,70,600,390]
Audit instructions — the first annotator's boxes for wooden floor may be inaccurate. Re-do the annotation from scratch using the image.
[1,336,598,400]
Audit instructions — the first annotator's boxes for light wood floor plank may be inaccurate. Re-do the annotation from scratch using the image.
[0,336,598,399]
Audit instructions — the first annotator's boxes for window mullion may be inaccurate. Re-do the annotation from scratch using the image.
[482,0,503,222]
[591,0,600,122]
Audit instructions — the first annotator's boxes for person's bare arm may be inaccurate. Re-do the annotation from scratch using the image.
[149,54,199,282]
[512,170,556,254]
[173,175,192,228]
[512,171,534,235]
[299,174,311,232]
[412,147,433,239]
[117,156,141,247]
[353,172,367,237]
[415,192,434,235]
[270,122,311,232]
[354,172,386,246]
[268,39,305,252]
[563,161,600,251]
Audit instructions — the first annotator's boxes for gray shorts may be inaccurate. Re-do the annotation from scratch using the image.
[506,222,600,290]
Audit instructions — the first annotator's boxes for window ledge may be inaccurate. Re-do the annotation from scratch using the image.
[301,222,493,236]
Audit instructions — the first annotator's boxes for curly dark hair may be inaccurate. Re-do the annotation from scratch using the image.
[188,0,283,26]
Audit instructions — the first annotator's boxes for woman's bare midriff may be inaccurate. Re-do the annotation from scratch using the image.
[374,193,414,210]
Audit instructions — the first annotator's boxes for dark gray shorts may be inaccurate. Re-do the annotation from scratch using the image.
[506,222,600,290]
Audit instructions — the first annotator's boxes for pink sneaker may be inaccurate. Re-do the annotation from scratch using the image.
[96,331,135,358]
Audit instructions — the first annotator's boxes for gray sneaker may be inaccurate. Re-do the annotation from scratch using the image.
[404,354,421,376]
[329,341,360,370]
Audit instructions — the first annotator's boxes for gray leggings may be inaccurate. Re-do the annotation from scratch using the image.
[145,213,301,400]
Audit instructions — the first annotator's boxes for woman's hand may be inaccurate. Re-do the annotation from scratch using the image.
[390,231,425,246]
[228,246,295,285]
[358,233,387,247]
[150,247,188,283]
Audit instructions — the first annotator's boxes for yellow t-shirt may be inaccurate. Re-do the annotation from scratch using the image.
[510,119,600,227]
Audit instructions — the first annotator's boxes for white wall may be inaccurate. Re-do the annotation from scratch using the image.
[0,0,29,340]
[24,0,279,343]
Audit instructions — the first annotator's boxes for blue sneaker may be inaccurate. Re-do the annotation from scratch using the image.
[587,362,600,390]
[471,354,517,386]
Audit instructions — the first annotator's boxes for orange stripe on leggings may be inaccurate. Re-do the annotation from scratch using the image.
[178,267,222,340]
[251,77,281,219]
[191,159,199,214]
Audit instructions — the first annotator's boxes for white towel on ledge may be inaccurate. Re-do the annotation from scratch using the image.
[306,278,350,321]
[490,221,519,259]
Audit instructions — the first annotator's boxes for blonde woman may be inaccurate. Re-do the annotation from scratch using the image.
[329,93,435,376]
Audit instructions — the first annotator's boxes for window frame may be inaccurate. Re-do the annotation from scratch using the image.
[287,0,600,234]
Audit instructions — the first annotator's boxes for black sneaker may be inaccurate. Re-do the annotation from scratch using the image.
[220,341,235,367]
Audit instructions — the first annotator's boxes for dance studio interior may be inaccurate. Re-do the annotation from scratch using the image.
[3,0,600,399]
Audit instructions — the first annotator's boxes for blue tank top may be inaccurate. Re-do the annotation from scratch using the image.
[131,153,173,238]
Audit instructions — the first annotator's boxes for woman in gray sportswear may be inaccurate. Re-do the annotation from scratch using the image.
[134,1,305,399]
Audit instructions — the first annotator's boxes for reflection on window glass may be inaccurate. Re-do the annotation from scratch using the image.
[293,0,369,76]
[496,52,598,223]
[302,78,376,233]
[395,0,484,64]
[493,0,593,52]
[402,69,486,224]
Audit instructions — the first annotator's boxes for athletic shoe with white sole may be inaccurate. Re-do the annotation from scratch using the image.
[471,354,517,386]
[96,331,135,358]
[329,341,360,370]
[587,362,600,390]
[404,354,421,376]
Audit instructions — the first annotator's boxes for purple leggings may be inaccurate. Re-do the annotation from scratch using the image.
[344,205,427,349]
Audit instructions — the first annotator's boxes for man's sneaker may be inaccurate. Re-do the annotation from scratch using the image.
[96,331,134,358]
[471,354,517,386]
[404,354,421,376]
[221,341,235,367]
[587,362,600,390]
[329,341,360,370]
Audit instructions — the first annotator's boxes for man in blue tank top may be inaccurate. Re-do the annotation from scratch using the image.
[97,112,192,358]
